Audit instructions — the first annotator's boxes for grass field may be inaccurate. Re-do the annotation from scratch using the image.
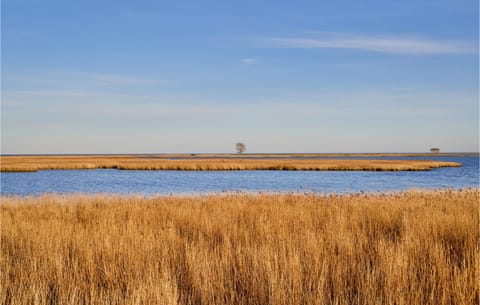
[0,154,462,172]
[1,189,478,305]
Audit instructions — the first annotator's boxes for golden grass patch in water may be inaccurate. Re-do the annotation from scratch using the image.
[0,155,461,172]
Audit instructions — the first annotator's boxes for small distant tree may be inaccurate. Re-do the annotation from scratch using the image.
[430,148,440,153]
[236,142,246,154]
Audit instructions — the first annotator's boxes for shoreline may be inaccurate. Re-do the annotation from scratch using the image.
[2,187,479,200]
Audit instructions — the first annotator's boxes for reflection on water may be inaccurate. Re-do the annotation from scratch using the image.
[1,156,478,196]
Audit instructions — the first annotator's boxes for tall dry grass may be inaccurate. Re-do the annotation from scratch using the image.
[0,155,461,172]
[1,190,478,305]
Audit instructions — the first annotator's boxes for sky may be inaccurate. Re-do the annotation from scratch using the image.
[1,0,479,154]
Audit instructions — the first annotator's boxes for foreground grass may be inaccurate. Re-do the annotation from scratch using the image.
[0,155,462,172]
[1,190,478,305]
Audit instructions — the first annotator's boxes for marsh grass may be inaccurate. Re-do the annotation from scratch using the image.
[1,190,478,305]
[0,155,461,172]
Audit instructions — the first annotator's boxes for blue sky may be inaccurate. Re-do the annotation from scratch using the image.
[2,0,478,153]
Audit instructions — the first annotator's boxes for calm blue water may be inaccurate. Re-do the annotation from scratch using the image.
[1,156,478,196]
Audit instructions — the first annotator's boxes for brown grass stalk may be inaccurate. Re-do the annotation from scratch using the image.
[1,189,478,305]
[0,155,462,172]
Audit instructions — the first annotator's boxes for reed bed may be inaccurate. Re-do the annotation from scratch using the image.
[1,189,478,305]
[0,155,461,172]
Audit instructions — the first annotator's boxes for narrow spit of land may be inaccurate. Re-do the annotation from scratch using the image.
[0,154,463,172]
[1,190,478,305]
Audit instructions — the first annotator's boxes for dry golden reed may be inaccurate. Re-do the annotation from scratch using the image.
[1,189,478,305]
[0,155,461,172]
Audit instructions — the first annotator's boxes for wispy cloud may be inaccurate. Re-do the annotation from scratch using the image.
[89,73,175,86]
[241,58,256,65]
[3,72,176,89]
[263,33,477,54]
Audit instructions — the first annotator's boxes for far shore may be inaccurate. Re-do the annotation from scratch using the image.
[1,152,478,157]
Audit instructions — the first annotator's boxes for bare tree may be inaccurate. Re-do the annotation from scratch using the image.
[236,142,246,154]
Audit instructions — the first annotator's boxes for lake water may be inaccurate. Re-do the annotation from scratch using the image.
[1,156,478,196]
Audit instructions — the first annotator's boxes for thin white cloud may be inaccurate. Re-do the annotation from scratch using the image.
[264,34,477,54]
[241,58,256,65]
[90,73,175,86]
[3,72,176,89]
